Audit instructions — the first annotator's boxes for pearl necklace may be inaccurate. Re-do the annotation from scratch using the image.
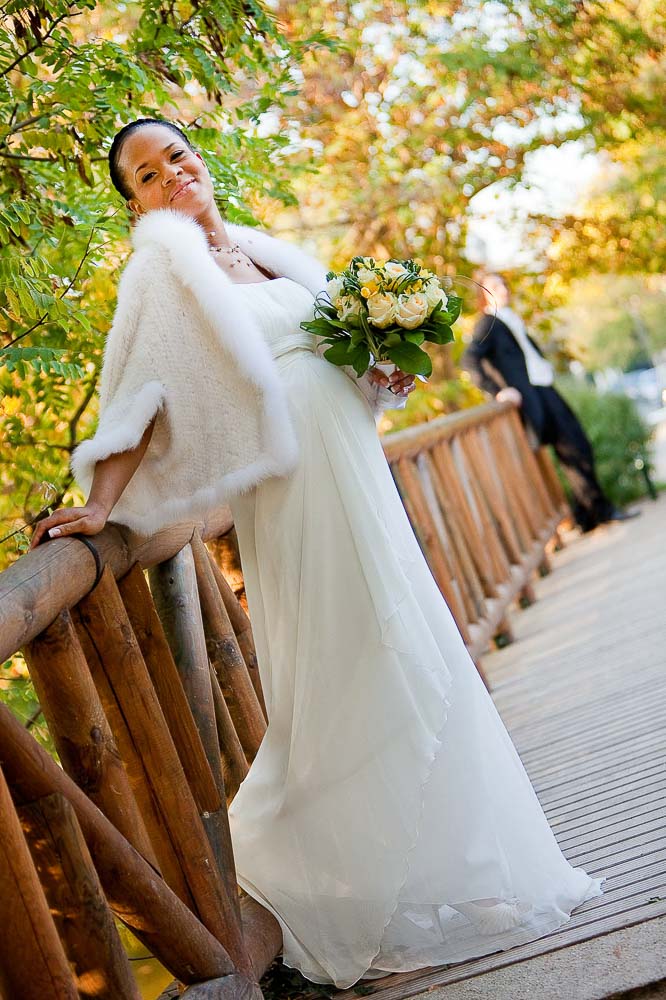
[206,231,253,269]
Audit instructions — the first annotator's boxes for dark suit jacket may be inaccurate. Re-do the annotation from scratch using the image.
[460,313,551,441]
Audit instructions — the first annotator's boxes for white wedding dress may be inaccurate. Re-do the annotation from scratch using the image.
[226,277,603,989]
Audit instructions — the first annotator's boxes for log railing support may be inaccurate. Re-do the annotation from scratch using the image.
[118,562,221,815]
[206,551,267,720]
[0,701,238,986]
[23,610,158,870]
[19,792,141,1000]
[382,401,568,666]
[77,566,252,978]
[0,766,78,1000]
[191,530,266,760]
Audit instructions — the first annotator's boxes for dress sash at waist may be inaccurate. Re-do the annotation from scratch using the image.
[271,333,317,360]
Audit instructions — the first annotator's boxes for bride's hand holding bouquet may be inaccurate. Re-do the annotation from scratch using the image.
[301,256,462,398]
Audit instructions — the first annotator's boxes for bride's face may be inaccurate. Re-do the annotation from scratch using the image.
[119,124,214,220]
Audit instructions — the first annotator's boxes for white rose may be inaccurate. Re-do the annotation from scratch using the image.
[383,260,409,280]
[367,291,397,328]
[394,291,429,329]
[356,266,378,285]
[338,294,363,321]
[327,276,345,305]
[424,279,448,312]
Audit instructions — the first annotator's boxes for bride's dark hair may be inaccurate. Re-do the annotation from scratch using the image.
[108,118,194,201]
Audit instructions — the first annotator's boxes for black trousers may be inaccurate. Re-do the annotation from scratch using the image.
[530,386,615,532]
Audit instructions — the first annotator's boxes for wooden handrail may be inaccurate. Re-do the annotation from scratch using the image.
[0,507,233,664]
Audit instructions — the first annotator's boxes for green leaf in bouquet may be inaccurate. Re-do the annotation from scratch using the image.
[423,323,454,346]
[350,344,371,376]
[384,332,402,346]
[358,309,373,339]
[404,330,425,345]
[317,300,341,318]
[300,317,337,336]
[350,326,366,347]
[443,294,462,324]
[324,341,355,366]
[385,341,433,377]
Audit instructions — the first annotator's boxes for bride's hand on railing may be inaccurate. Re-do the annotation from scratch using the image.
[367,367,417,397]
[30,501,108,550]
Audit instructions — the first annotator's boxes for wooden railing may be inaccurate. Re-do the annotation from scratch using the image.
[381,400,568,678]
[0,401,567,999]
[0,511,279,1000]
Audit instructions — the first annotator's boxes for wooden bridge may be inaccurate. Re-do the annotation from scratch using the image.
[0,401,662,1000]
[334,491,666,1000]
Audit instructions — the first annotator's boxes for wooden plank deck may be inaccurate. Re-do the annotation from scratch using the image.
[329,494,666,1000]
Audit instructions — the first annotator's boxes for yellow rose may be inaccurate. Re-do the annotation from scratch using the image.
[394,291,429,329]
[367,291,398,328]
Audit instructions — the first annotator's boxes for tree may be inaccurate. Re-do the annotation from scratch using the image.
[0,0,321,568]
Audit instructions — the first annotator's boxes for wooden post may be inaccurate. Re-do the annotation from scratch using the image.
[0,701,236,985]
[0,766,78,1000]
[464,428,523,565]
[118,562,221,815]
[73,604,194,909]
[206,551,267,720]
[240,896,283,982]
[20,792,141,1000]
[80,566,251,977]
[148,546,244,908]
[395,456,469,640]
[507,409,558,520]
[209,663,250,800]
[418,451,480,625]
[191,530,266,760]
[536,446,569,514]
[450,434,510,584]
[23,609,158,870]
[493,416,544,537]
[432,441,498,597]
[148,547,223,787]
[484,421,535,551]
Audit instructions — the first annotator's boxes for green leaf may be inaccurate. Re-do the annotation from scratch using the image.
[323,341,355,366]
[350,344,371,376]
[443,295,462,324]
[385,342,433,376]
[423,323,454,345]
[404,330,425,345]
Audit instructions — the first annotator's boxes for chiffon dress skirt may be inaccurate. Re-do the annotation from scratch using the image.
[226,277,603,989]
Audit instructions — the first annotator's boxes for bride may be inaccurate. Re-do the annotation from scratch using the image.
[31,119,603,989]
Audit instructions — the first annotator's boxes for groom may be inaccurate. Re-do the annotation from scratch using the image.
[461,273,637,533]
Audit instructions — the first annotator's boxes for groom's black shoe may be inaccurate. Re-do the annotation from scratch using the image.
[580,506,641,532]
[604,506,641,524]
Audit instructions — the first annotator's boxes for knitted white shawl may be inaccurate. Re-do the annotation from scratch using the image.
[71,208,399,537]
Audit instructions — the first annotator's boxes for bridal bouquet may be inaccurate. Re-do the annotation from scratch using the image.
[300,256,462,379]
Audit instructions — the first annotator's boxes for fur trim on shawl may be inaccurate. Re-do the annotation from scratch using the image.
[71,209,313,535]
[71,208,404,537]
